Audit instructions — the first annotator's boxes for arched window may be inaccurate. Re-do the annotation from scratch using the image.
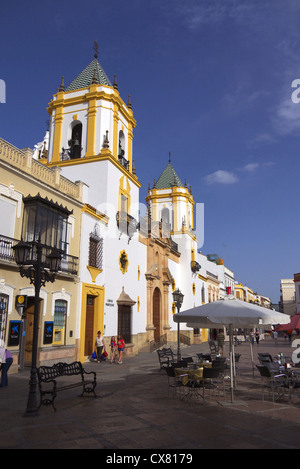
[118,130,125,158]
[118,130,129,169]
[69,122,82,159]
[161,207,170,227]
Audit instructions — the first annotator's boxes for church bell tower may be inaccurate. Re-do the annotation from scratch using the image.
[46,43,137,180]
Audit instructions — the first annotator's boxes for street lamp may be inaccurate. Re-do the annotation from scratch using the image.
[12,195,71,417]
[172,288,184,361]
[13,239,62,416]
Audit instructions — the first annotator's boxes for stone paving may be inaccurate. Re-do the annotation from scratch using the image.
[1,336,300,450]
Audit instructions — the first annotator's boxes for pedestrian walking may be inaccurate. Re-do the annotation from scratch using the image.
[0,348,13,387]
[255,329,260,345]
[273,330,278,345]
[117,335,126,364]
[110,336,117,363]
[95,331,105,363]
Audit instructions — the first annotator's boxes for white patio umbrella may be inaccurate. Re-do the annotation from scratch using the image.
[173,295,290,403]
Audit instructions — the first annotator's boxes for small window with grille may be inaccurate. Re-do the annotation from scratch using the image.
[88,228,103,269]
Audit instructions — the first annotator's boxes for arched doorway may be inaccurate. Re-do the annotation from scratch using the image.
[153,287,161,342]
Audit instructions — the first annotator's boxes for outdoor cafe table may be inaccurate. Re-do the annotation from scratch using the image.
[174,363,212,386]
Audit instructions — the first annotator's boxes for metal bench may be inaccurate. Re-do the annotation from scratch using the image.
[37,361,97,410]
[157,347,174,371]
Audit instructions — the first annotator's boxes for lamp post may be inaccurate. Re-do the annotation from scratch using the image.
[13,239,62,416]
[12,194,71,416]
[172,288,184,361]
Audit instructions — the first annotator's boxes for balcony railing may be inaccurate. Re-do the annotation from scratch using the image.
[0,234,17,262]
[0,234,78,276]
[116,211,140,242]
[191,260,201,274]
[118,155,129,170]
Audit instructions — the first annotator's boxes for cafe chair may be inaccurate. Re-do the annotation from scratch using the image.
[263,361,285,374]
[258,353,273,364]
[199,367,221,400]
[197,353,211,363]
[164,366,187,399]
[256,365,290,403]
[184,367,221,403]
[212,358,227,396]
[289,370,300,403]
[209,340,218,360]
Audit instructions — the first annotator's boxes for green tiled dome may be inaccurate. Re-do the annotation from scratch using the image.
[66,58,112,91]
[156,163,184,189]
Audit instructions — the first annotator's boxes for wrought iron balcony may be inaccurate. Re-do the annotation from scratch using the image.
[118,154,129,170]
[0,234,78,276]
[191,260,201,274]
[0,234,17,262]
[116,211,140,243]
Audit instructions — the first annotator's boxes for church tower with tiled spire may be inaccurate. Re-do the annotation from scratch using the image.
[42,45,146,362]
[144,153,201,341]
[146,153,196,239]
[47,45,137,177]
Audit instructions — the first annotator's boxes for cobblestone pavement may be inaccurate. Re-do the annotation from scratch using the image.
[1,336,300,450]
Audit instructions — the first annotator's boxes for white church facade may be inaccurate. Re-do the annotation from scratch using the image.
[0,49,232,369]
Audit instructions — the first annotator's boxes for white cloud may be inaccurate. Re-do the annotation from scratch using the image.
[272,96,300,135]
[205,161,274,185]
[249,133,278,147]
[242,163,259,172]
[204,170,238,185]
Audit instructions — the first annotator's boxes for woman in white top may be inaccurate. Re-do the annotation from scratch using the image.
[95,331,104,363]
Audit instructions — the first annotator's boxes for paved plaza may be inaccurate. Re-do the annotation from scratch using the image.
[1,336,300,450]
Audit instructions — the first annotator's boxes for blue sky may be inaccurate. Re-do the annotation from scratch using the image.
[1,0,300,303]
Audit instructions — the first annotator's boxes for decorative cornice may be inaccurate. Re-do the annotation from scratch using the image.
[81,203,109,224]
[47,150,141,188]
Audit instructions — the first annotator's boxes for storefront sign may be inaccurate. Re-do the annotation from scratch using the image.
[105,299,114,307]
[44,321,54,344]
[8,320,21,346]
[15,295,28,309]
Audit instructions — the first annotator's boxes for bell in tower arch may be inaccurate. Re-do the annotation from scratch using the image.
[69,123,82,159]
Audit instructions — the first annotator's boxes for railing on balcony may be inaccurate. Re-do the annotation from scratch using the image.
[171,240,179,253]
[116,211,140,242]
[191,260,201,274]
[0,234,78,276]
[118,155,129,170]
[0,235,17,262]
